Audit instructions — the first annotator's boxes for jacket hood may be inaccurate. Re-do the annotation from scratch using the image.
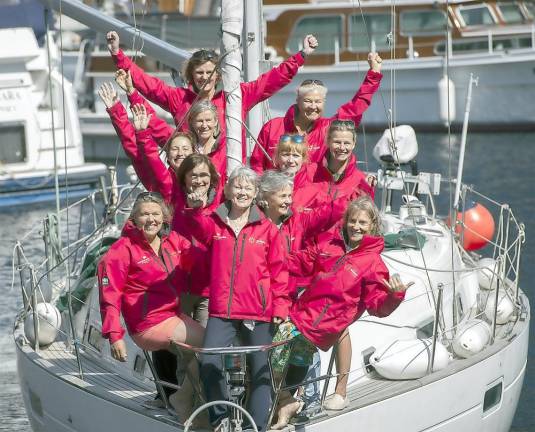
[214,202,265,226]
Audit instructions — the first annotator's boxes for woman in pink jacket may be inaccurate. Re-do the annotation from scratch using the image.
[269,196,412,428]
[250,53,383,173]
[183,167,289,432]
[97,192,205,419]
[293,120,376,213]
[106,31,317,160]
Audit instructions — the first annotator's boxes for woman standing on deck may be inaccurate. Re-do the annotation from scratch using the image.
[183,167,289,432]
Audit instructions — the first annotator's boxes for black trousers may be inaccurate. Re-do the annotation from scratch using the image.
[152,349,177,398]
[200,317,274,432]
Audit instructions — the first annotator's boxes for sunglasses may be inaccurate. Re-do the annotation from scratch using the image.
[135,191,164,202]
[300,79,325,87]
[279,134,305,144]
[191,49,218,61]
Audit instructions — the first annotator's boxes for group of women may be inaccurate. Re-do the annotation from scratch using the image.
[97,30,412,432]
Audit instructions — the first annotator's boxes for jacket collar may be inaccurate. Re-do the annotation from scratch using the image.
[318,149,358,184]
[331,225,384,254]
[215,202,264,227]
[283,104,323,134]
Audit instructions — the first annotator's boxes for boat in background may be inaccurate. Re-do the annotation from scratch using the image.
[263,0,535,130]
[0,2,106,207]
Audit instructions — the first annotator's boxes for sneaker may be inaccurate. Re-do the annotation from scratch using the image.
[323,394,349,411]
[142,396,166,410]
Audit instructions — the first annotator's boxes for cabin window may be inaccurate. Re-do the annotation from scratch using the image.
[457,5,497,27]
[0,124,26,164]
[349,13,392,52]
[287,15,343,54]
[435,35,532,54]
[400,10,449,36]
[497,2,527,23]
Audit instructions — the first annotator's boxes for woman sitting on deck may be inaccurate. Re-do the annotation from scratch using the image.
[269,196,413,428]
[183,166,290,432]
[97,192,205,421]
[250,53,383,173]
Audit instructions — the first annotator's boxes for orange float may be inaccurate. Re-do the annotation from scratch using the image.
[448,202,495,251]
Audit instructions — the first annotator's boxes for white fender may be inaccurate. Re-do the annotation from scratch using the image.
[452,319,491,358]
[438,75,455,124]
[477,258,499,290]
[370,339,450,380]
[24,302,61,347]
[484,290,515,324]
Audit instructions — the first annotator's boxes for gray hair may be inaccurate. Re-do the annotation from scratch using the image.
[257,170,294,208]
[343,196,381,236]
[129,191,172,224]
[224,166,259,198]
[187,100,220,137]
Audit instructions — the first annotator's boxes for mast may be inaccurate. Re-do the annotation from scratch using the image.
[221,0,244,175]
[243,0,264,156]
[37,0,191,69]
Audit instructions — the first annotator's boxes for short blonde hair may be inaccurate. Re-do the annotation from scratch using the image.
[275,135,308,163]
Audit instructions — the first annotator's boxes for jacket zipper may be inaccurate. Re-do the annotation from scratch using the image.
[285,234,291,253]
[227,233,240,318]
[259,283,266,312]
[312,302,331,327]
[239,235,247,262]
[161,249,180,297]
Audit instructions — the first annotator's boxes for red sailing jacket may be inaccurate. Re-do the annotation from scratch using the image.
[113,50,306,161]
[136,129,224,298]
[98,221,193,344]
[277,196,350,293]
[292,149,374,212]
[249,69,382,173]
[289,229,405,351]
[181,203,290,321]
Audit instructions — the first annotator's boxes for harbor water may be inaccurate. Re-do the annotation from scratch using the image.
[0,131,533,431]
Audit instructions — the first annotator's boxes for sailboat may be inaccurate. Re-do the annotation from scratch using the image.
[12,1,529,431]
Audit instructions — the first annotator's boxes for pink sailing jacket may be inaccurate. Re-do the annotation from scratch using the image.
[136,129,224,298]
[292,149,374,212]
[289,228,405,351]
[98,221,193,344]
[250,69,382,173]
[112,50,306,161]
[181,203,290,321]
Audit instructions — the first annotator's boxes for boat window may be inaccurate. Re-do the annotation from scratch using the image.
[435,35,532,54]
[400,10,449,36]
[497,2,527,23]
[483,381,502,413]
[349,13,392,52]
[287,15,343,54]
[457,4,496,27]
[0,124,26,164]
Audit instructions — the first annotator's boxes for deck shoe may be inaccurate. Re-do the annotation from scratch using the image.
[323,394,349,411]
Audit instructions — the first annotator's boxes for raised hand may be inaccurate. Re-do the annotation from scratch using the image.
[366,174,377,188]
[115,69,134,95]
[368,52,383,73]
[186,188,208,209]
[106,31,120,55]
[97,82,119,109]
[131,103,151,131]
[382,274,414,293]
[302,34,318,56]
[110,339,128,362]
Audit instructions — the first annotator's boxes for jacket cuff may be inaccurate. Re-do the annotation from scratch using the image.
[112,49,132,70]
[108,329,125,344]
[295,51,306,66]
[367,69,383,81]
[106,100,123,115]
[127,89,143,105]
[135,128,152,140]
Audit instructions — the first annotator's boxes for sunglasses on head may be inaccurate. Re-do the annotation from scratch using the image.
[280,134,305,144]
[191,49,218,60]
[300,79,325,87]
[135,191,164,202]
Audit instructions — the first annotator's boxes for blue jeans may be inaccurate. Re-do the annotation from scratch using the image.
[302,350,321,414]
